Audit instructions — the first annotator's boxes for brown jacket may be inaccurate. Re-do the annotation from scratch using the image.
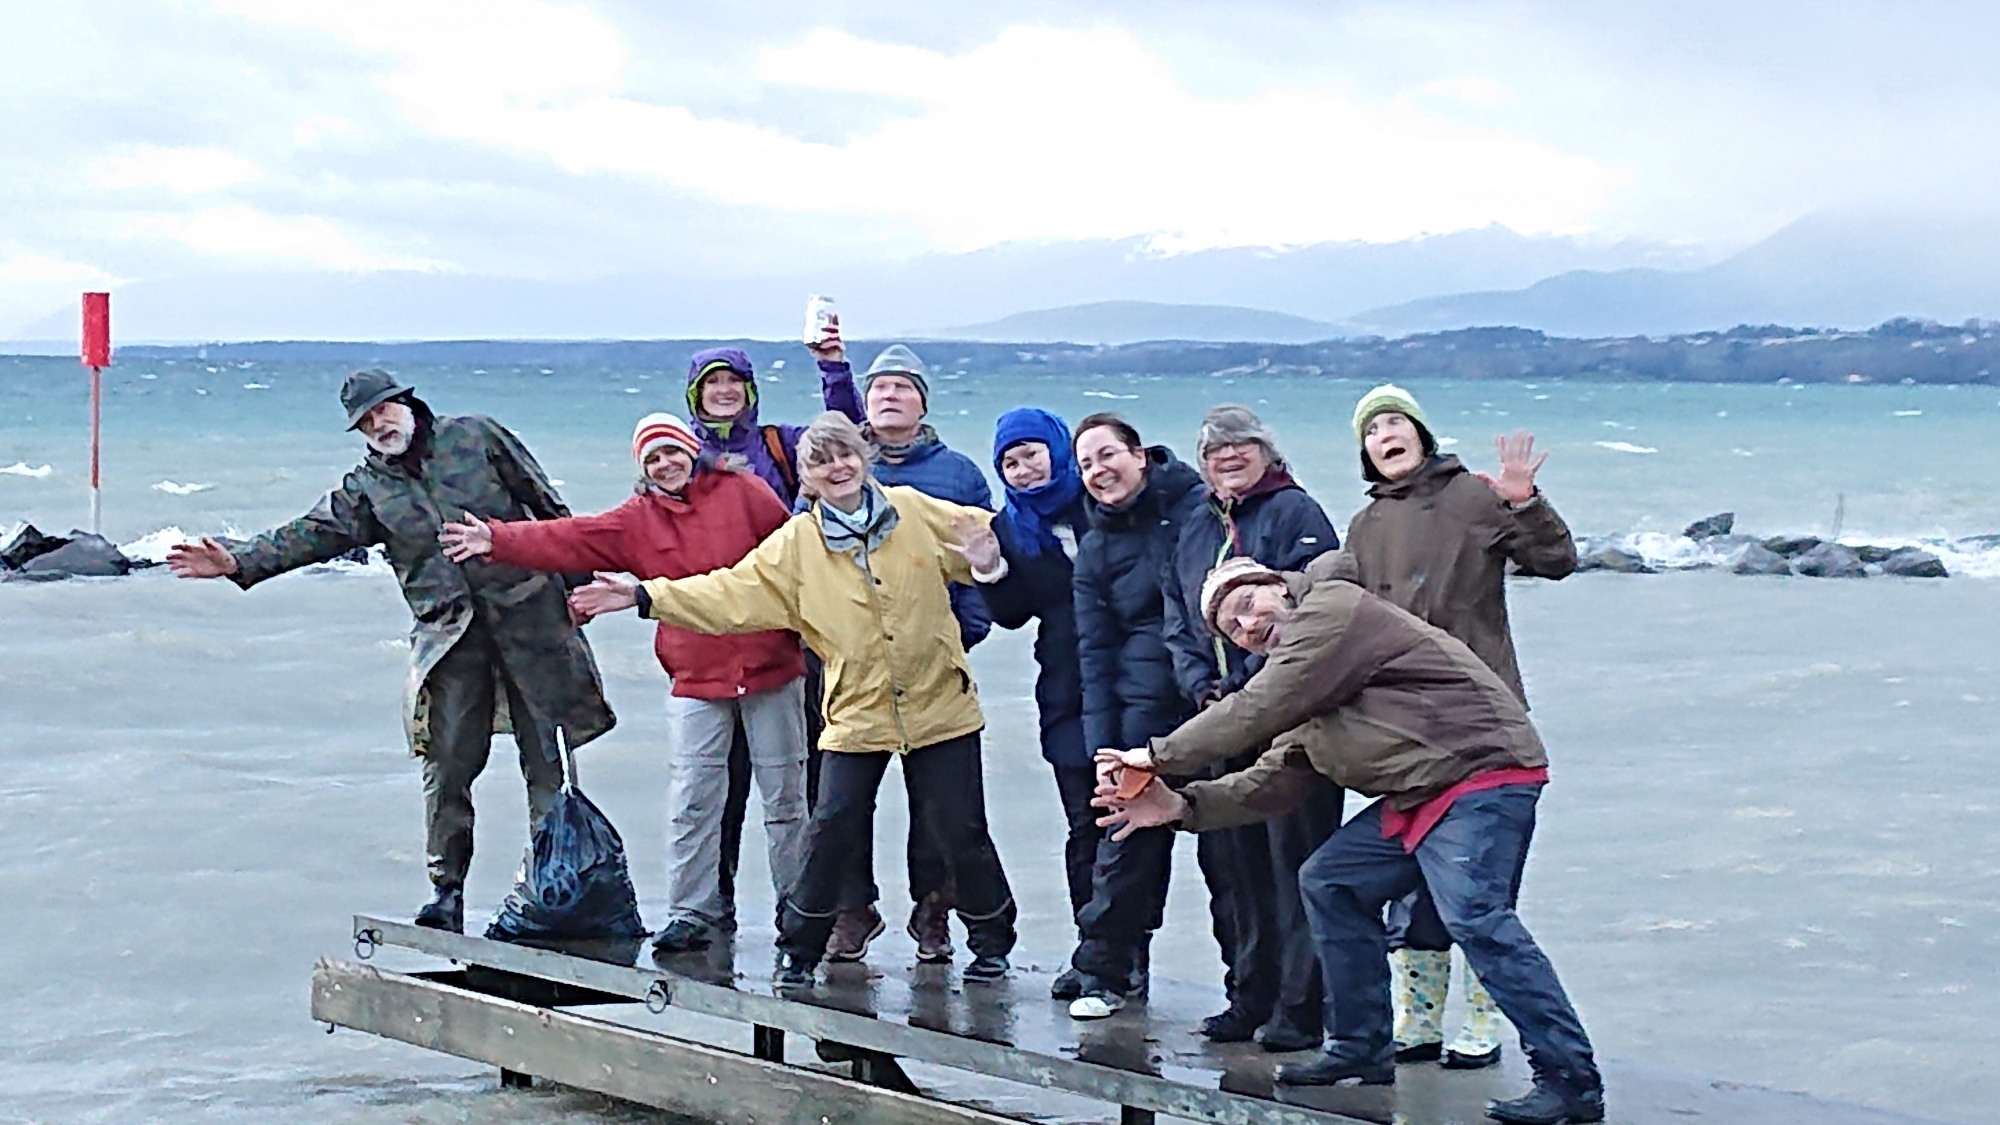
[1328,456,1573,704]
[1149,555,1547,831]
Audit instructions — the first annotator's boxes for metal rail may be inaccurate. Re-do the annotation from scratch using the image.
[354,914,1369,1125]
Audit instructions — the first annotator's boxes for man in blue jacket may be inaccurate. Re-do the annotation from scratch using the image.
[810,341,994,963]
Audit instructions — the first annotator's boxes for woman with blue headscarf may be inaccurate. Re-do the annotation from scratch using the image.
[965,408,1097,990]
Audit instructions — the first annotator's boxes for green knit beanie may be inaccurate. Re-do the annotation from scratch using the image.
[1351,384,1427,444]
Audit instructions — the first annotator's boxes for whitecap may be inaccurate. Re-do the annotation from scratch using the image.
[151,481,214,495]
[120,527,191,563]
[1893,410,1922,417]
[1594,441,1658,454]
[1082,391,1139,400]
[1,462,53,478]
[1437,436,1460,447]
[242,382,270,390]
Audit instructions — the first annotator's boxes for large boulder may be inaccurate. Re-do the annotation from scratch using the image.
[1763,535,1824,557]
[1853,545,1896,564]
[1791,542,1867,578]
[1729,543,1793,575]
[1880,547,1949,578]
[1,524,69,570]
[1682,512,1735,540]
[16,533,133,579]
[1578,542,1656,574]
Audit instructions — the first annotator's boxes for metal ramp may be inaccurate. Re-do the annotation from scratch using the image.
[316,914,1949,1125]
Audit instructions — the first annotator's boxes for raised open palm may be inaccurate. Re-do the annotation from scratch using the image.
[1473,430,1547,505]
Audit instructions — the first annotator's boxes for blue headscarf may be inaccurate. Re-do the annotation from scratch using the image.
[992,407,1084,557]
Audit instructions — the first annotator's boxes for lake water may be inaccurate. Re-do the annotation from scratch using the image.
[3,354,1998,1123]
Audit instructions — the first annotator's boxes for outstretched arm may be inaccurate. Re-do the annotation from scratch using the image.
[195,481,384,588]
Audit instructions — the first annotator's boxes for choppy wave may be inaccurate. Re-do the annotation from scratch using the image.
[1593,441,1659,454]
[2,462,54,478]
[1582,530,2000,579]
[151,481,214,495]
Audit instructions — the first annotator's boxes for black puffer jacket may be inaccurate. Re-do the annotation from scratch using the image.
[1074,447,1207,754]
[1165,470,1340,703]
[978,502,1089,767]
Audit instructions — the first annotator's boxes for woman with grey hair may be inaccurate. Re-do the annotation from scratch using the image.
[1163,403,1346,1053]
[572,412,1019,987]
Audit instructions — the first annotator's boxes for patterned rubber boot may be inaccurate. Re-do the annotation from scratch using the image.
[1391,949,1450,1061]
[1443,959,1504,1068]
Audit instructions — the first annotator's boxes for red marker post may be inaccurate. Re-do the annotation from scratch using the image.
[81,292,111,535]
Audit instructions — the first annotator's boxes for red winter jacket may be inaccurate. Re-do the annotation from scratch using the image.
[486,469,804,700]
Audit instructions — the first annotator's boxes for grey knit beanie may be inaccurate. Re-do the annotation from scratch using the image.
[1195,404,1286,474]
[863,344,930,407]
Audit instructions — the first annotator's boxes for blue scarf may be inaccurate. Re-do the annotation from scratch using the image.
[992,408,1083,558]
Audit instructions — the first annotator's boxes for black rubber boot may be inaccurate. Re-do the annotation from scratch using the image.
[415,885,463,933]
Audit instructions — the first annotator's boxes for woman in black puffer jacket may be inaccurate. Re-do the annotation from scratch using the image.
[1060,413,1207,1018]
[1165,404,1346,1054]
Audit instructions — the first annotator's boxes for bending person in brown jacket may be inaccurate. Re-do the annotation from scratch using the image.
[1334,383,1576,1071]
[1095,555,1601,1125]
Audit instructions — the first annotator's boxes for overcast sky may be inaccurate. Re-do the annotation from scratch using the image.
[3,0,1996,333]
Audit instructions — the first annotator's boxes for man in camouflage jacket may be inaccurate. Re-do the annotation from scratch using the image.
[169,370,615,932]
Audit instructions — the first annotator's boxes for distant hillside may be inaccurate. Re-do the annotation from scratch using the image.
[930,300,1340,344]
[5,227,1699,343]
[1348,212,2000,337]
[92,317,2000,386]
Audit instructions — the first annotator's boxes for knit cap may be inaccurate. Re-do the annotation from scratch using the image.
[864,344,930,407]
[1199,556,1286,637]
[1351,384,1427,444]
[1196,403,1286,471]
[632,412,701,466]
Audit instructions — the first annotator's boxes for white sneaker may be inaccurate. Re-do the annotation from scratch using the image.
[1069,992,1124,1020]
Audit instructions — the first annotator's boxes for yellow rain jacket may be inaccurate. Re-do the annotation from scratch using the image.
[638,485,988,753]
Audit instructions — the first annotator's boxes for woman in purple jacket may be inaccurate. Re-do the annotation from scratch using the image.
[683,339,864,928]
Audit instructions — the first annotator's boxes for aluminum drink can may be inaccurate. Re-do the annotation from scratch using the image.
[804,295,838,346]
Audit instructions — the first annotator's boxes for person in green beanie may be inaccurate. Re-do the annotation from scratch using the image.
[1336,383,1577,1072]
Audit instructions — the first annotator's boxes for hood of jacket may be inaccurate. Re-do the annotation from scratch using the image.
[685,347,761,446]
[1366,454,1463,502]
[1085,445,1204,532]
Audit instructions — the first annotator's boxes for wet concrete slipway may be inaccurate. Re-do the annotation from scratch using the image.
[4,568,1995,1124]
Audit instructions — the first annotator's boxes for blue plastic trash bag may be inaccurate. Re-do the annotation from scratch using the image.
[485,735,645,942]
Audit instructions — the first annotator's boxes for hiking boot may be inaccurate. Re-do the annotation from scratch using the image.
[1068,988,1125,1020]
[1274,1051,1395,1087]
[824,905,884,962]
[1050,966,1087,1000]
[1485,1083,1605,1124]
[963,954,1009,982]
[1255,1020,1323,1054]
[1200,1006,1264,1043]
[650,918,713,954]
[414,885,463,933]
[907,892,954,963]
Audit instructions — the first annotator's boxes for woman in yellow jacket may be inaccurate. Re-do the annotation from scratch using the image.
[572,412,1018,986]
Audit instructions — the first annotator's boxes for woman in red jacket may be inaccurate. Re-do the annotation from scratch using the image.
[439,413,808,956]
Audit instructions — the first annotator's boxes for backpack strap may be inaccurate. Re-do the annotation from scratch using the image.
[761,425,798,499]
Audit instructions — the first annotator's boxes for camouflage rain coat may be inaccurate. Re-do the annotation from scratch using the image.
[225,412,616,756]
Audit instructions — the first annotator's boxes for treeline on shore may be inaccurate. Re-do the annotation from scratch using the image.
[106,316,2000,385]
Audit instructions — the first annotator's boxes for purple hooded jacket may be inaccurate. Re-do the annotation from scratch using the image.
[684,347,863,506]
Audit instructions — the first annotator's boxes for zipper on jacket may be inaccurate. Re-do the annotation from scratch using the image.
[856,541,914,752]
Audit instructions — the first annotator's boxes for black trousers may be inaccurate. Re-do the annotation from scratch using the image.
[1051,763,1104,923]
[1068,821,1173,990]
[777,733,1016,964]
[420,619,563,890]
[1199,771,1344,1031]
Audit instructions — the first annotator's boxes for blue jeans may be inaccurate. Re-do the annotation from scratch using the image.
[1297,785,1600,1097]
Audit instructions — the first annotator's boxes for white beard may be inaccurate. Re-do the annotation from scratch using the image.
[365,418,413,455]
